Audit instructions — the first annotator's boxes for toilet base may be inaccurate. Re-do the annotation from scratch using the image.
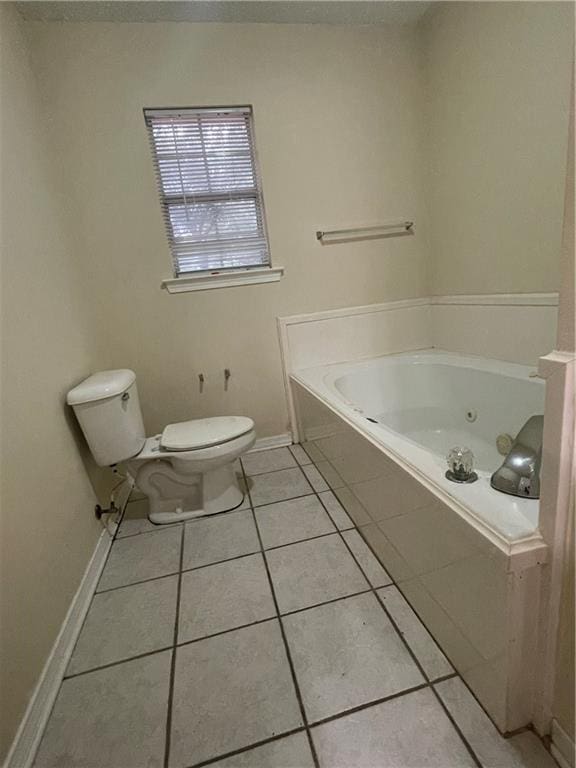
[148,492,246,525]
[128,429,255,526]
[138,462,246,525]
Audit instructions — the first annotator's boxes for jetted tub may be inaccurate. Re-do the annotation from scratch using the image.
[290,349,548,731]
[291,350,545,542]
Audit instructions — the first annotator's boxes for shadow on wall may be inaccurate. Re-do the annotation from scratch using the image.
[62,393,116,507]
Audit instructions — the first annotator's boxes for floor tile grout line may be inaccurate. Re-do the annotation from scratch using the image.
[96,571,179,595]
[288,444,313,466]
[177,613,277,647]
[262,528,339,552]
[63,645,175,680]
[241,462,299,477]
[95,570,181,595]
[282,587,373,618]
[240,463,321,768]
[113,522,186,542]
[182,726,308,768]
[314,490,355,532]
[163,523,185,768]
[430,672,459,685]
[182,547,262,574]
[308,681,430,727]
[116,523,183,540]
[251,490,316,509]
[257,546,321,768]
[428,686,484,768]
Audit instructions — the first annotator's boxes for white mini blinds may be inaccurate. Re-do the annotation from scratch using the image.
[144,106,271,277]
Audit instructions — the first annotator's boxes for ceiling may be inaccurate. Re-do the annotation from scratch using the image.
[16,1,433,25]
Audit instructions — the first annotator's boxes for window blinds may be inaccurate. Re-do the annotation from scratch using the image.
[144,107,271,276]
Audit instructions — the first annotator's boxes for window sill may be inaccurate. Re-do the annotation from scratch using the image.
[161,266,285,294]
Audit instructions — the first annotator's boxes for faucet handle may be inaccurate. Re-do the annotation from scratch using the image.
[446,446,478,484]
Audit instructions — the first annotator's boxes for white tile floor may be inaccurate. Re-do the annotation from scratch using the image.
[34,446,558,768]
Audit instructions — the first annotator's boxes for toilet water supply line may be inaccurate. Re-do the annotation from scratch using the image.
[96,468,135,537]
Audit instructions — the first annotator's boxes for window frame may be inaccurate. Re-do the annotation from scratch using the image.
[144,105,283,293]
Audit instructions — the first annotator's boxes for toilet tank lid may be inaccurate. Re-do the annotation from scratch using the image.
[67,370,136,406]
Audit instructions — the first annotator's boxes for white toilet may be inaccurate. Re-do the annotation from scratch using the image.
[67,369,255,524]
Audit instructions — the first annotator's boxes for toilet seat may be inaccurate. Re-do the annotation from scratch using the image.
[160,416,254,452]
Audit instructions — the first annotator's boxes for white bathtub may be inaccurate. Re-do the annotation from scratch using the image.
[292,350,545,542]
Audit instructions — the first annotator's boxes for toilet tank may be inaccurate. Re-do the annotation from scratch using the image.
[67,370,146,466]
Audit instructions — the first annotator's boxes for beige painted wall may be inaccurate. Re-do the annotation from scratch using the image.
[557,76,575,353]
[0,5,104,760]
[422,1,573,296]
[25,21,429,439]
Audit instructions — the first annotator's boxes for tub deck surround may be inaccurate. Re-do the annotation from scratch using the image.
[291,384,546,733]
[31,447,555,768]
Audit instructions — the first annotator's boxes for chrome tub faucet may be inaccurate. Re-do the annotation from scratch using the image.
[491,415,544,499]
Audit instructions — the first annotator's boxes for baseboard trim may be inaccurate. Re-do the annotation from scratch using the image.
[249,433,292,453]
[551,719,575,768]
[3,527,115,768]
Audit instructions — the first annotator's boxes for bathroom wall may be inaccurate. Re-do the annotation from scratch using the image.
[24,21,429,439]
[422,1,573,297]
[0,5,104,760]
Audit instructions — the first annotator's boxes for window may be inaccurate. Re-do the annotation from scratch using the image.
[145,106,281,292]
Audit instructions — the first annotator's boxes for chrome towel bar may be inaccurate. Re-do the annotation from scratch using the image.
[316,221,414,244]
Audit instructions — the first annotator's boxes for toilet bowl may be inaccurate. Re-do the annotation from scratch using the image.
[127,418,256,524]
[66,370,256,525]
